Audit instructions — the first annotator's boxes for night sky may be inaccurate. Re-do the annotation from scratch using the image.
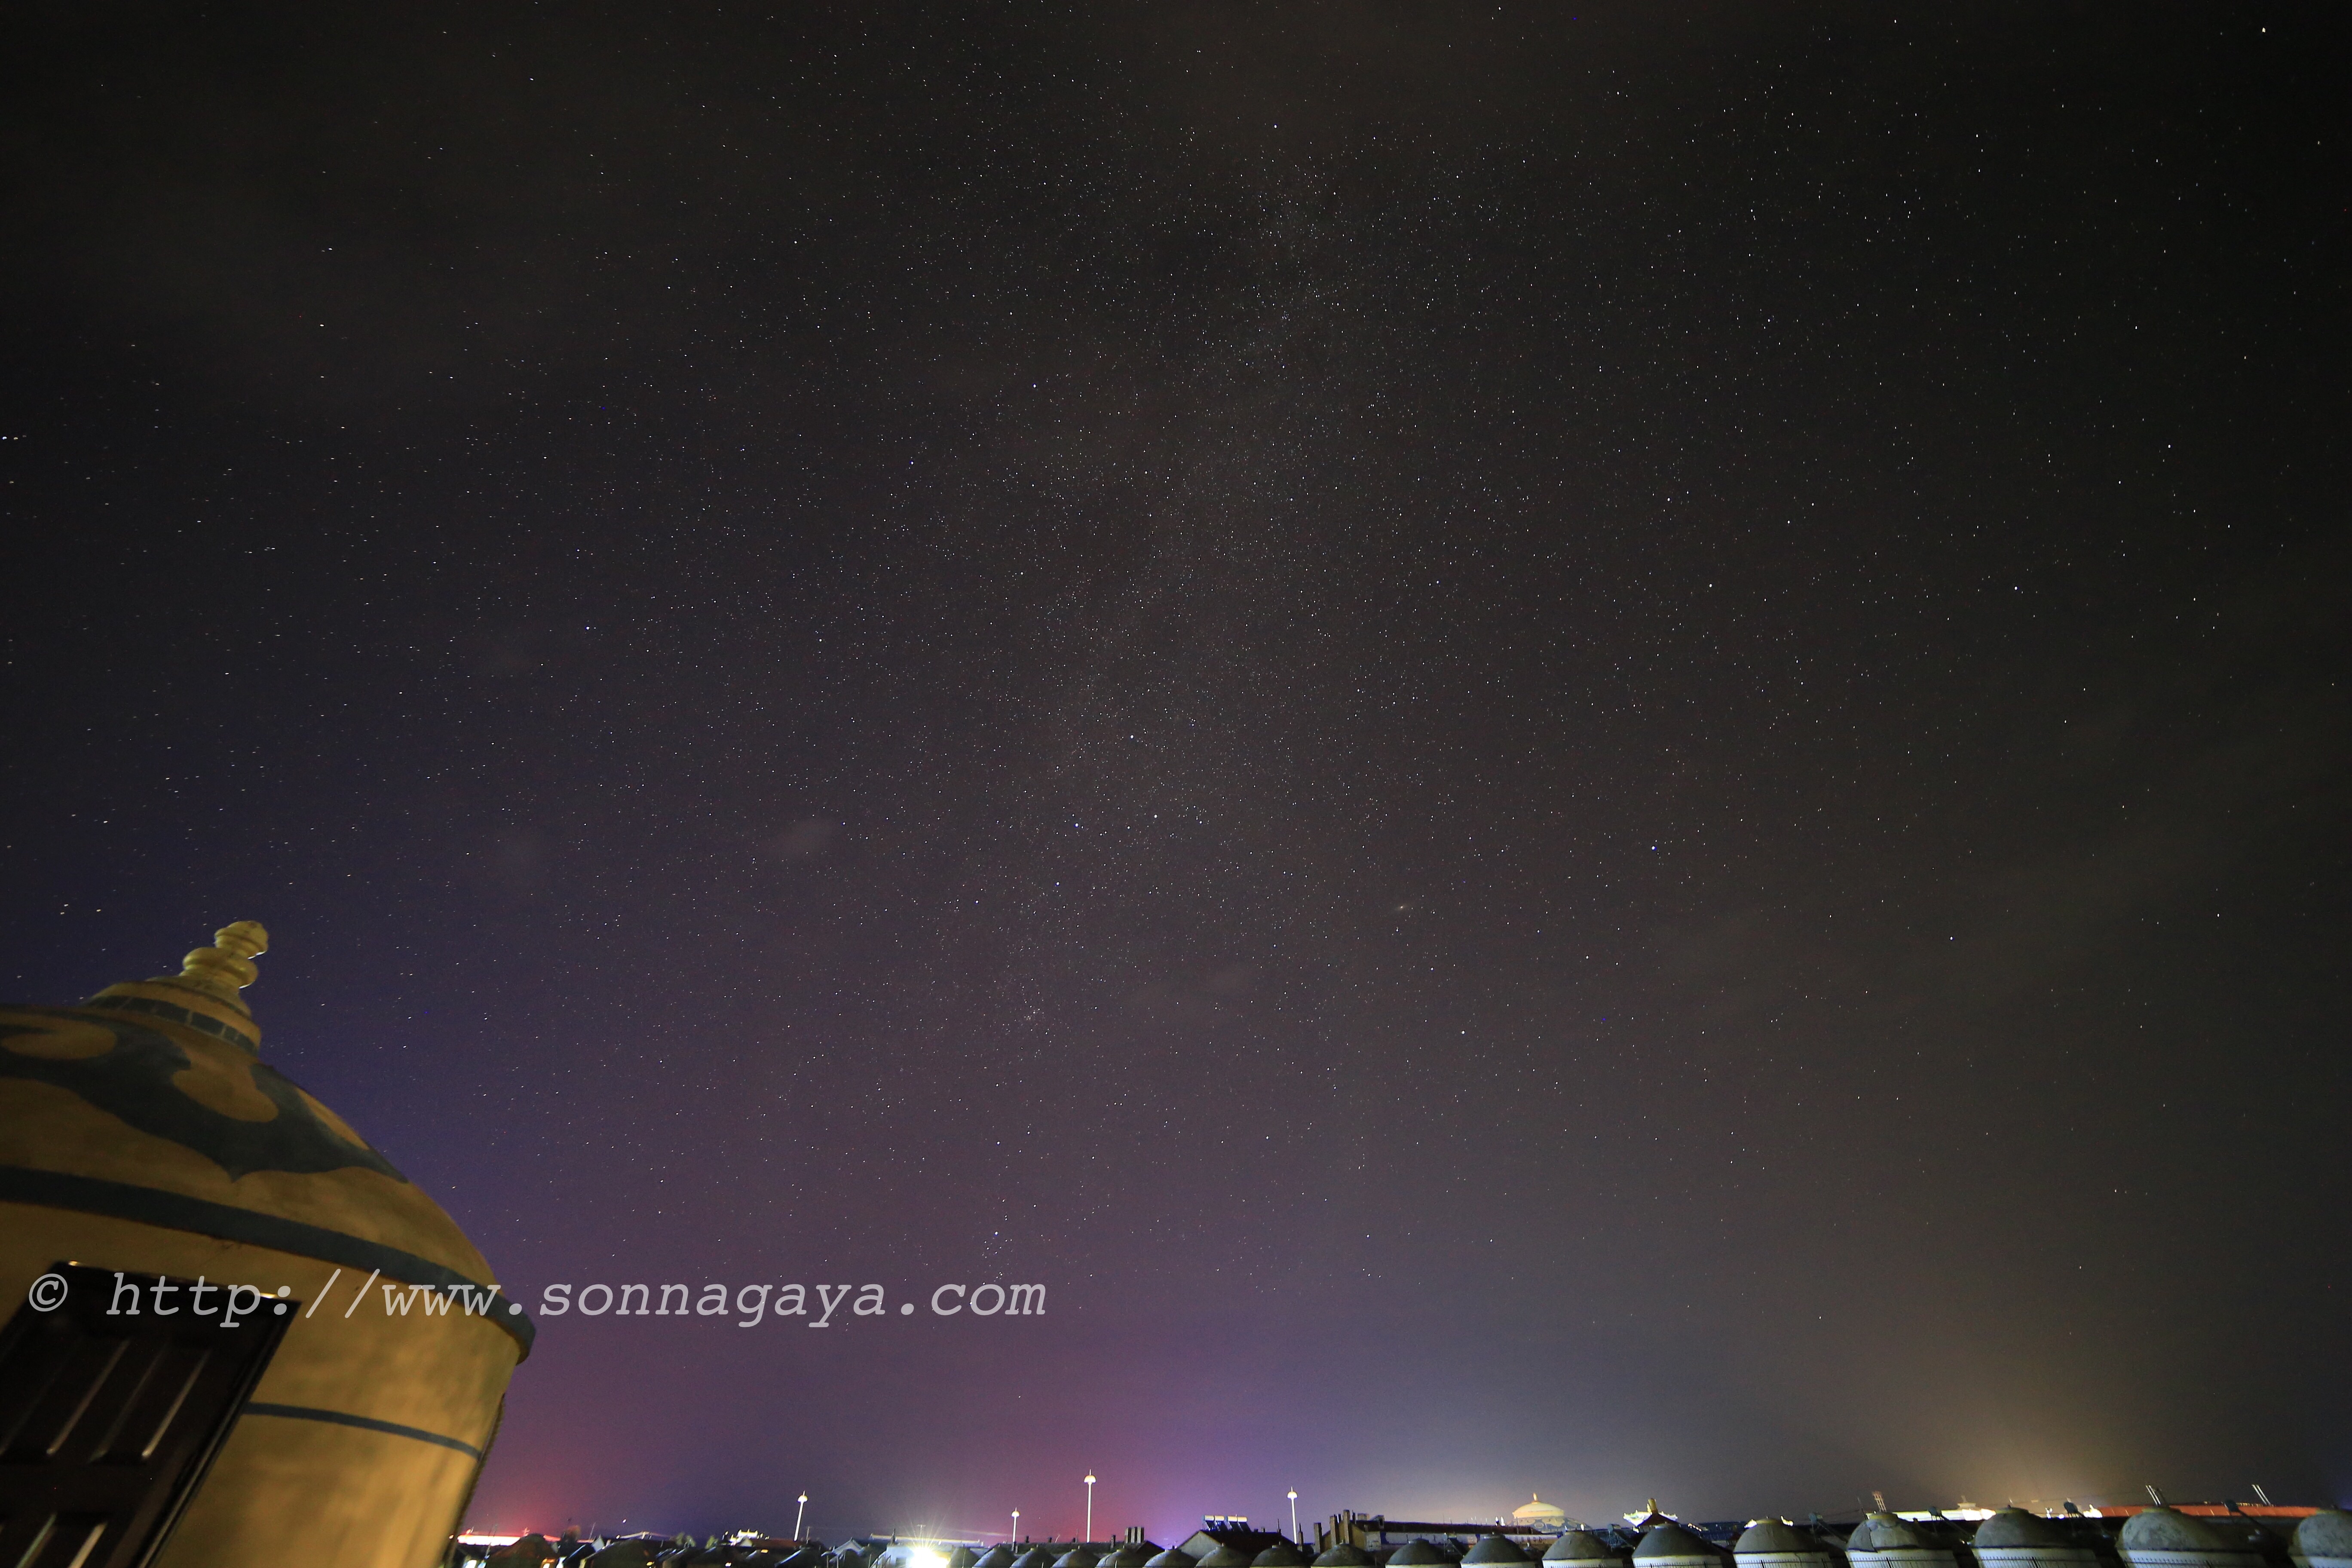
[3,0,2348,1544]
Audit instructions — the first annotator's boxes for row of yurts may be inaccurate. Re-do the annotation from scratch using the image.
[4,928,2346,1568]
[513,1508,2352,1568]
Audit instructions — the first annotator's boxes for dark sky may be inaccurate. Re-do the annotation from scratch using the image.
[3,0,2347,1544]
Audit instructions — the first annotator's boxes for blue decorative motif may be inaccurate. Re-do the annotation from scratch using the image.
[0,1008,409,1183]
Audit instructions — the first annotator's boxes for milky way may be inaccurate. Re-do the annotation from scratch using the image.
[2,2,2345,1542]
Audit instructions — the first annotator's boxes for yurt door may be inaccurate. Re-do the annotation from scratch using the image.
[0,1262,290,1568]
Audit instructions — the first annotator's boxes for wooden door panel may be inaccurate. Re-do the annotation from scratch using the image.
[0,1263,288,1568]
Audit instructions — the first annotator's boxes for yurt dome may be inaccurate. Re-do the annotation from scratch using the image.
[1869,1517,1955,1568]
[1972,1515,2067,1551]
[1969,1509,2096,1568]
[2293,1512,2352,1568]
[0,923,528,1568]
[2118,1509,2265,1568]
[1845,1516,1907,1568]
[1732,1521,1830,1568]
[1633,1522,1718,1568]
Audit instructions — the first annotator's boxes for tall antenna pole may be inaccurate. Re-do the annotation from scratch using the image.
[1085,1476,1098,1543]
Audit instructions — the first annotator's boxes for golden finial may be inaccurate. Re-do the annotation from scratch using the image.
[170,921,270,1007]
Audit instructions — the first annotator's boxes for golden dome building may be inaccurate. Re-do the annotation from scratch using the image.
[0,923,530,1568]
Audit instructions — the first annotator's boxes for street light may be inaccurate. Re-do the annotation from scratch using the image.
[1288,1491,1299,1543]
[796,1494,809,1543]
[1084,1476,1097,1544]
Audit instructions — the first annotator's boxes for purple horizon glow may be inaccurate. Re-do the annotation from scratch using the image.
[3,0,2346,1543]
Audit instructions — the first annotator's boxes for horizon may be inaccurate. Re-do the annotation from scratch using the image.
[2,1,2345,1554]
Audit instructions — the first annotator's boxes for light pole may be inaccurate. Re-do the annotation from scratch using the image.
[1084,1476,1097,1544]
[1012,1511,1021,1545]
[796,1494,809,1543]
[1287,1492,1299,1543]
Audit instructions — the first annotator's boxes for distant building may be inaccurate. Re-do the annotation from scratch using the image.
[1319,1514,1556,1556]
[1185,1528,1301,1564]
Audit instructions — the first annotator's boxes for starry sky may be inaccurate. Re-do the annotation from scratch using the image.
[3,0,2348,1544]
